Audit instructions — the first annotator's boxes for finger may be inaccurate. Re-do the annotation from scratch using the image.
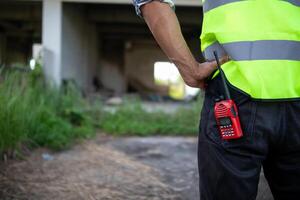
[208,54,230,68]
[219,55,231,65]
[206,60,219,70]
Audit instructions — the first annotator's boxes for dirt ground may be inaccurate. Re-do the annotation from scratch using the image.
[0,135,273,200]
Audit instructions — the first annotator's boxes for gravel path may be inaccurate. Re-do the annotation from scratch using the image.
[0,136,273,200]
[103,137,273,200]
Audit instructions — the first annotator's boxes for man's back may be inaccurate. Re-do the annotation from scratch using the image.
[201,0,300,100]
[133,0,300,199]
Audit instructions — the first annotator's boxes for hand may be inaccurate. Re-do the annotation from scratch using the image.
[179,55,230,89]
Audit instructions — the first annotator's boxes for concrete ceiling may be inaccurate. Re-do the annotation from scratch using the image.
[21,0,202,7]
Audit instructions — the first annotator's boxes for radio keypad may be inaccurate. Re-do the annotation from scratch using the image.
[220,124,234,137]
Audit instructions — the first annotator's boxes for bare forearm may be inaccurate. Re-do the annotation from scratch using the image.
[141,1,228,88]
[141,1,201,87]
[142,1,197,70]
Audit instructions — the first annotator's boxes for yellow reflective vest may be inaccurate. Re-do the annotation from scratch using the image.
[201,0,300,100]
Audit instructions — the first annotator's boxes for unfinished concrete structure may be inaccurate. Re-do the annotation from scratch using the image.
[0,0,204,96]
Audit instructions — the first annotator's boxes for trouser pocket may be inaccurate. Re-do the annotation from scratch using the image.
[199,75,257,148]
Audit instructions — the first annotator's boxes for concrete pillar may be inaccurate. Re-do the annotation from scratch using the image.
[42,0,62,86]
[61,4,98,92]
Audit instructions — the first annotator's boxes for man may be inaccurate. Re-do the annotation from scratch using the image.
[133,0,300,200]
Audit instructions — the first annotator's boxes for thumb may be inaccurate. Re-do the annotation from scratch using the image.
[209,55,231,68]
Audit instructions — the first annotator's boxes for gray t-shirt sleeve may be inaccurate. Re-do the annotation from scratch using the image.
[133,0,175,17]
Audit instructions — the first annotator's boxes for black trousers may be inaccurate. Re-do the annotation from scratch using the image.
[198,76,300,200]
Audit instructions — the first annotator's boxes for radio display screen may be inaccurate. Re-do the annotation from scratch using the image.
[219,117,232,126]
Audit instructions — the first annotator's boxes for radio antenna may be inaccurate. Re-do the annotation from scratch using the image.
[213,51,231,100]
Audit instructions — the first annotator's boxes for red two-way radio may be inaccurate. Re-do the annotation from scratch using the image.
[213,51,243,140]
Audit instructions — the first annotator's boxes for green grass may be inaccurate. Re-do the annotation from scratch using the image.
[0,67,203,156]
[100,98,203,136]
[0,69,95,154]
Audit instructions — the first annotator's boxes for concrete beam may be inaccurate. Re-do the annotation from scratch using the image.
[0,2,41,21]
[17,0,202,6]
[14,0,202,6]
[88,6,202,25]
[19,0,202,6]
[63,0,202,6]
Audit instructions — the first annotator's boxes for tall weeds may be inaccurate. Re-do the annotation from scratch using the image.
[0,69,95,155]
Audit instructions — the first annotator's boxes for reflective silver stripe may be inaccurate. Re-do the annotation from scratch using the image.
[203,42,227,61]
[203,0,240,12]
[204,40,300,61]
[286,0,300,7]
[203,0,300,12]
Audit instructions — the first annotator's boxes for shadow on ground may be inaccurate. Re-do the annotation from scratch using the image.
[0,136,273,200]
[104,137,273,200]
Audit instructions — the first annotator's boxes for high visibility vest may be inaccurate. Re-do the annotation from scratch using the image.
[201,0,300,100]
